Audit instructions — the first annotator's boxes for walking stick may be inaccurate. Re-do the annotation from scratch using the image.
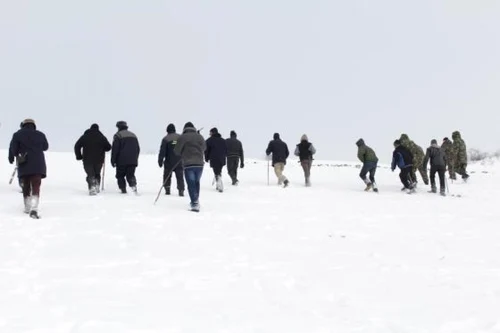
[154,160,182,205]
[8,166,17,185]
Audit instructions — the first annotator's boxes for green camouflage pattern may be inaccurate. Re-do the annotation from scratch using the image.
[451,131,467,164]
[441,138,456,179]
[357,144,378,163]
[400,134,428,184]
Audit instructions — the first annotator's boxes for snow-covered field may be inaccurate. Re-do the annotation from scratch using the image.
[1,150,499,333]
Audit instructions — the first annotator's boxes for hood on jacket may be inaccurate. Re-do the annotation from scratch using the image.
[273,133,280,140]
[430,139,439,147]
[301,134,308,142]
[230,130,237,138]
[394,139,401,147]
[452,131,461,140]
[167,123,176,134]
[356,138,365,147]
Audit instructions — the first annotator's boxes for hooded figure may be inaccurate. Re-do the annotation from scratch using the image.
[266,132,290,187]
[451,131,469,181]
[111,120,140,194]
[158,123,185,196]
[74,123,112,195]
[391,139,415,193]
[174,122,206,211]
[225,130,245,185]
[205,127,228,192]
[423,139,447,195]
[399,133,429,186]
[441,137,456,180]
[294,134,316,186]
[8,118,49,218]
[356,138,378,192]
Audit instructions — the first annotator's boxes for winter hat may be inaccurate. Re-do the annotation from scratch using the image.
[431,139,437,145]
[116,121,128,130]
[184,121,194,129]
[443,137,449,141]
[394,139,401,146]
[23,118,35,125]
[90,123,99,130]
[210,127,219,135]
[301,134,308,141]
[356,138,364,147]
[273,133,280,140]
[230,130,237,138]
[166,123,176,133]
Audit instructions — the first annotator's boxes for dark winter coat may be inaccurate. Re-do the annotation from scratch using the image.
[174,126,206,168]
[266,137,289,166]
[391,145,413,170]
[74,128,111,164]
[356,139,378,163]
[294,141,316,161]
[8,123,49,178]
[423,144,446,168]
[205,133,228,167]
[158,133,182,168]
[226,136,244,163]
[111,129,140,167]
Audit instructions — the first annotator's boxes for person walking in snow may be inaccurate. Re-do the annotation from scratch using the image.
[391,139,415,193]
[356,138,378,192]
[8,118,49,218]
[266,133,290,187]
[451,130,469,181]
[441,137,456,180]
[158,123,185,196]
[294,134,316,186]
[399,133,428,187]
[225,130,244,185]
[74,123,111,195]
[174,122,206,212]
[111,121,140,194]
[423,139,447,195]
[205,127,228,192]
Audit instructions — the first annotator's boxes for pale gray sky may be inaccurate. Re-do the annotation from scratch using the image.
[1,0,499,162]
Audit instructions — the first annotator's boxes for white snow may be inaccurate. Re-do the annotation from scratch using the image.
[1,151,500,333]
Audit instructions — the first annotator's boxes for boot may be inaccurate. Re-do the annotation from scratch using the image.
[305,177,311,187]
[178,189,184,197]
[429,186,437,193]
[283,179,289,188]
[29,195,40,219]
[216,176,223,193]
[120,187,127,194]
[440,188,446,196]
[364,182,373,191]
[165,187,171,195]
[372,182,378,193]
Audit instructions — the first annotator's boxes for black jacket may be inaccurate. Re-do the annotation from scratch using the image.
[8,123,49,178]
[225,137,244,163]
[111,129,140,166]
[205,133,227,167]
[74,128,111,164]
[266,139,289,166]
[158,133,182,167]
[423,144,446,168]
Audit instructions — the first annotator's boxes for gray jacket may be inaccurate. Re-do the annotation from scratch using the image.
[174,127,206,168]
[423,144,446,168]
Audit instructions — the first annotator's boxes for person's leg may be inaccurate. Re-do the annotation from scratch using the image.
[115,165,127,193]
[174,165,185,195]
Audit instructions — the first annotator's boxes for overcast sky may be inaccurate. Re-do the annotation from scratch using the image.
[1,0,499,163]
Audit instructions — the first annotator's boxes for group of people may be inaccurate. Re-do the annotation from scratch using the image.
[7,118,469,217]
[355,131,470,196]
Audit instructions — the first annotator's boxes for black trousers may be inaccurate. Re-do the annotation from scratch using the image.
[163,164,185,191]
[399,167,413,189]
[211,161,224,177]
[227,156,239,181]
[116,165,137,189]
[430,165,446,191]
[83,162,103,189]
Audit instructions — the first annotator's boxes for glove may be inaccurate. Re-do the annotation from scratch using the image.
[391,168,395,172]
[240,162,244,169]
[111,162,116,168]
[158,161,163,168]
[76,156,83,161]
[8,157,14,164]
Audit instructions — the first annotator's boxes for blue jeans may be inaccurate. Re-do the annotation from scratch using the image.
[184,166,203,204]
[360,161,377,184]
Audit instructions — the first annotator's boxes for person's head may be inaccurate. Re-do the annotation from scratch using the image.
[116,120,128,131]
[210,127,219,136]
[301,134,308,142]
[22,118,36,130]
[356,138,365,147]
[230,130,237,138]
[452,131,461,140]
[90,123,99,130]
[273,133,280,140]
[430,139,438,146]
[166,123,176,134]
[393,139,401,147]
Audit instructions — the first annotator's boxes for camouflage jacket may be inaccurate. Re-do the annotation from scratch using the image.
[452,131,467,164]
[400,134,424,160]
[441,140,454,162]
[357,144,378,163]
